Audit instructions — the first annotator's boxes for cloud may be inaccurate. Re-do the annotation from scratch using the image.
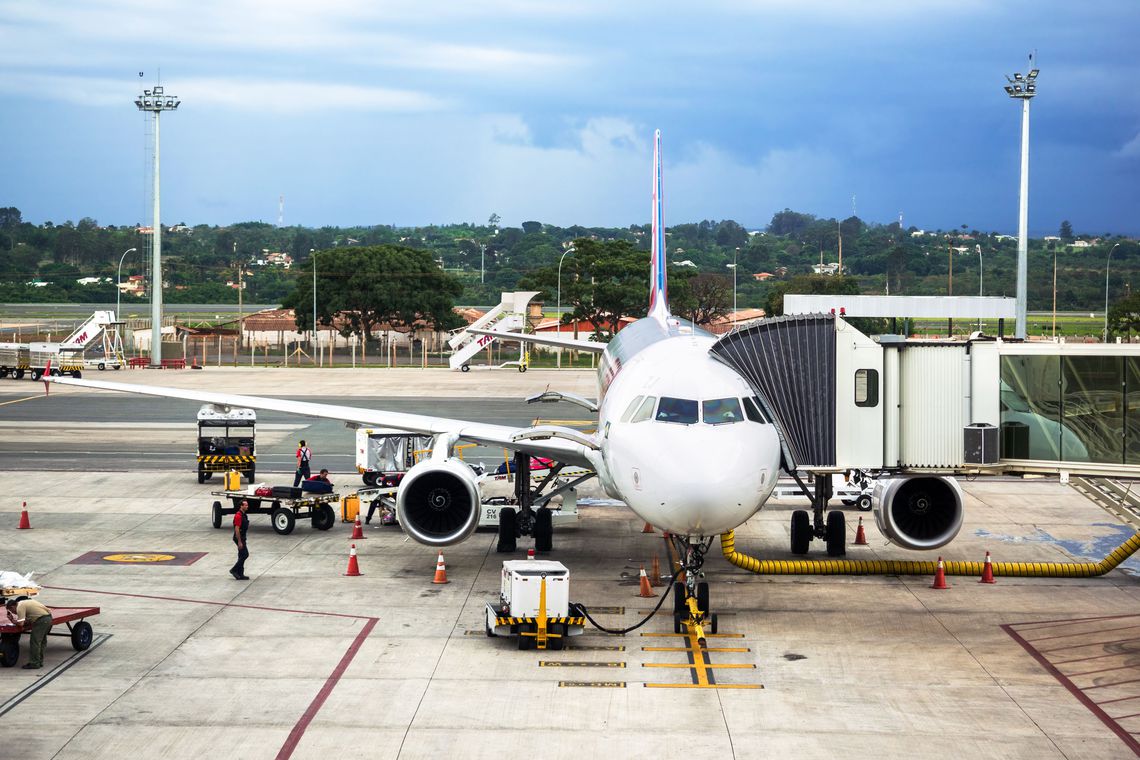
[1119,132,1140,158]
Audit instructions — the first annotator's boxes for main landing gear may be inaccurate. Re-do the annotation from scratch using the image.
[789,473,846,557]
[496,451,566,554]
[669,535,719,646]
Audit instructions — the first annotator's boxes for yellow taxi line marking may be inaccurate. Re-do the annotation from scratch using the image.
[642,647,750,653]
[642,663,756,669]
[644,683,763,690]
[0,395,42,407]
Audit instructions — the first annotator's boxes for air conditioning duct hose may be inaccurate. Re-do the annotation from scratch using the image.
[719,530,1140,578]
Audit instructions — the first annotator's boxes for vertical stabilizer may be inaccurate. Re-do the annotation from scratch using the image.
[647,129,670,323]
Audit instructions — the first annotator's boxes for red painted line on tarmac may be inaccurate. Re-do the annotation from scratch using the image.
[1038,634,1140,654]
[276,616,377,760]
[43,585,374,620]
[1004,623,1140,757]
[1013,614,1136,633]
[1067,663,1140,679]
[1082,676,1140,691]
[1025,622,1140,644]
[1096,695,1140,706]
[1054,650,1140,667]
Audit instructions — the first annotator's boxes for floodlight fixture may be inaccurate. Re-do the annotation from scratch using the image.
[1004,85,1015,96]
[1028,68,1040,79]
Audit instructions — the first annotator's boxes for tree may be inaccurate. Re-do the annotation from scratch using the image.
[285,245,464,341]
[1107,291,1140,339]
[1059,220,1074,241]
[521,221,543,235]
[767,209,815,237]
[488,213,500,228]
[675,273,732,326]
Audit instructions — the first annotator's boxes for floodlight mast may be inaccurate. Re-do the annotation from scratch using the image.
[1005,63,1037,339]
[134,85,180,366]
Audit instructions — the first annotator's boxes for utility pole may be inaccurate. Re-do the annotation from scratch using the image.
[237,259,243,351]
[134,84,180,367]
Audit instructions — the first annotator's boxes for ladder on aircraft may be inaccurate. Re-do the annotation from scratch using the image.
[448,292,539,370]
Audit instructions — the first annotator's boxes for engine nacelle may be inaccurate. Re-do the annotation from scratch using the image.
[396,458,481,547]
[872,475,964,551]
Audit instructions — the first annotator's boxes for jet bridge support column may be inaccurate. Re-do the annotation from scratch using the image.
[812,475,832,537]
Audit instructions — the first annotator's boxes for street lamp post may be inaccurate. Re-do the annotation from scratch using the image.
[116,247,138,321]
[556,246,575,368]
[311,249,320,366]
[134,85,180,366]
[1104,242,1122,342]
[978,246,984,331]
[1004,60,1039,339]
[480,243,486,284]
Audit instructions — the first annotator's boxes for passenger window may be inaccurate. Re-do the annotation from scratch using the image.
[743,397,769,423]
[703,398,742,425]
[630,396,657,423]
[855,369,879,407]
[656,397,698,424]
[621,396,645,423]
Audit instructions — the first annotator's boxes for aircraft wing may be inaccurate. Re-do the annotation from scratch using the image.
[467,327,606,354]
[44,375,598,468]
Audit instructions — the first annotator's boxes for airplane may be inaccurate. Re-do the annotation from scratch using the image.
[44,130,963,637]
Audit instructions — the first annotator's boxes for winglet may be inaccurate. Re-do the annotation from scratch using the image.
[647,129,670,324]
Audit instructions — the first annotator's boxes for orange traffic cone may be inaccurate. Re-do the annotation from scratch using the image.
[642,521,654,534]
[527,548,535,560]
[343,544,362,576]
[979,551,996,584]
[432,552,449,584]
[636,565,657,598]
[854,516,868,545]
[18,502,30,530]
[351,516,365,540]
[931,556,949,590]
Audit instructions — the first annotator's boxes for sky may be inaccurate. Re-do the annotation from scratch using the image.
[1,0,1137,236]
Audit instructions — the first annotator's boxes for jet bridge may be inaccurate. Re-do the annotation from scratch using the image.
[711,313,1140,480]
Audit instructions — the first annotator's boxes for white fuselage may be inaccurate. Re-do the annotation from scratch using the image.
[584,322,782,537]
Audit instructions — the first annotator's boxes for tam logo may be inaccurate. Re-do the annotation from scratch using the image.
[477,335,494,347]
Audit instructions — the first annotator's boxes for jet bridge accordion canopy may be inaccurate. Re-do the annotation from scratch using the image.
[710,313,836,469]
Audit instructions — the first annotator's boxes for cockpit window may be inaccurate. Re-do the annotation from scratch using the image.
[703,398,742,425]
[630,395,657,423]
[621,396,645,423]
[656,397,698,424]
[743,396,770,423]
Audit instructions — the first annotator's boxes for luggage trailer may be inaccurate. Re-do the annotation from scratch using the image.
[209,488,339,535]
[0,606,101,667]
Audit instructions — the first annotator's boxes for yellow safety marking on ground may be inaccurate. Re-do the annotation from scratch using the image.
[101,553,177,563]
[567,645,626,652]
[0,396,41,408]
[558,681,626,688]
[644,683,763,690]
[539,661,625,668]
[643,663,756,669]
[642,646,750,653]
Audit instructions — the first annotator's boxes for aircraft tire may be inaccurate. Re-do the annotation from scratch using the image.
[673,583,686,616]
[697,582,710,615]
[826,510,846,557]
[790,510,811,555]
[497,507,517,553]
[534,507,553,552]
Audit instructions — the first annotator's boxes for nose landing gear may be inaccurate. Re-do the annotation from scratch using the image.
[668,534,718,646]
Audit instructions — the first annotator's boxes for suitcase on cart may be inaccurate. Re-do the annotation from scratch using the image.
[271,486,302,499]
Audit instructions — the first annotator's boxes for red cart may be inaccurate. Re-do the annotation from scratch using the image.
[0,606,101,667]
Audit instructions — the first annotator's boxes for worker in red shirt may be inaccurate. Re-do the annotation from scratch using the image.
[230,499,250,580]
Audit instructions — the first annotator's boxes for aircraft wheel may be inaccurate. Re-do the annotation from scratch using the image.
[673,613,684,634]
[673,582,687,616]
[790,509,811,555]
[496,507,517,553]
[709,613,719,635]
[856,494,873,511]
[534,507,553,553]
[826,510,846,557]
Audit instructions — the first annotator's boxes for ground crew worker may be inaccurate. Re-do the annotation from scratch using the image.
[293,439,312,487]
[230,499,250,580]
[307,469,332,485]
[5,596,52,669]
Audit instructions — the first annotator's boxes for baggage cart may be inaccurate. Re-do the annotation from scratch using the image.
[210,488,339,535]
[0,606,101,667]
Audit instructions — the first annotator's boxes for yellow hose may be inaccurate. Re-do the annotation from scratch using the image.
[720,530,1140,578]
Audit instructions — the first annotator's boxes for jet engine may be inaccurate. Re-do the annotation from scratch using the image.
[396,458,481,547]
[872,475,964,551]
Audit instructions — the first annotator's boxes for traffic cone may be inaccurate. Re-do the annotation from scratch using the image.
[18,502,30,530]
[650,554,662,587]
[979,551,996,584]
[343,544,362,576]
[642,521,654,534]
[432,552,449,584]
[351,516,365,540]
[931,556,949,590]
[854,516,868,545]
[527,548,535,560]
[636,565,657,598]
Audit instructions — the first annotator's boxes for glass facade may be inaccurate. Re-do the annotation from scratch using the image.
[1000,355,1140,464]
